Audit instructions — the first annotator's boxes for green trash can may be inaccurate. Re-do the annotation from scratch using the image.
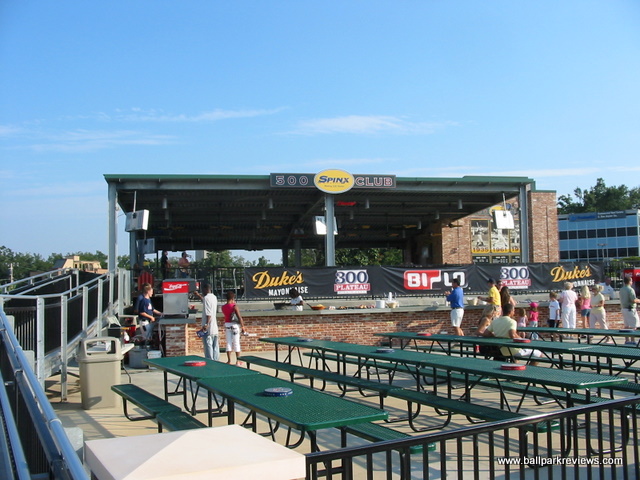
[77,337,123,409]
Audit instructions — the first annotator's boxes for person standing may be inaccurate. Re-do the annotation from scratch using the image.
[137,283,162,341]
[500,286,517,310]
[160,250,170,280]
[178,251,190,278]
[445,278,465,336]
[619,276,640,344]
[589,284,608,330]
[477,278,502,314]
[559,282,578,330]
[548,292,560,328]
[528,302,539,340]
[222,291,247,365]
[578,285,591,330]
[289,288,304,311]
[600,277,617,300]
[196,284,219,361]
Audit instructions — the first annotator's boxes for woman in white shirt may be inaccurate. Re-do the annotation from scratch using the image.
[559,282,578,329]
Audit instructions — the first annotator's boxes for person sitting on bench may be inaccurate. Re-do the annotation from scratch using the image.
[482,303,541,364]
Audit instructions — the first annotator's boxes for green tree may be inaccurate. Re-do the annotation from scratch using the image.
[558,178,640,214]
[287,247,402,267]
[0,246,53,282]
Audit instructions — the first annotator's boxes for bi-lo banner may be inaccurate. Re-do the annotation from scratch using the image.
[244,262,604,299]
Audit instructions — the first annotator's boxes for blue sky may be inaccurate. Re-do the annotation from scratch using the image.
[1,1,640,262]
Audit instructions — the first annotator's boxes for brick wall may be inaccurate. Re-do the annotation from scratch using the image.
[163,305,627,356]
[528,191,559,263]
[440,191,559,264]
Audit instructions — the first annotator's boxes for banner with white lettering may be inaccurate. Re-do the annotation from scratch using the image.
[243,262,605,299]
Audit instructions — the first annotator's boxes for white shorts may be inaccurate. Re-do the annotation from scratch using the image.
[450,308,464,327]
[622,309,639,329]
[225,323,242,352]
[516,348,542,358]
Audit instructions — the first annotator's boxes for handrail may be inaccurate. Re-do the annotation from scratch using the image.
[0,270,109,300]
[0,268,71,294]
[0,308,88,479]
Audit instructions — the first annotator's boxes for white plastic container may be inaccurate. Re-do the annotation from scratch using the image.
[147,350,162,369]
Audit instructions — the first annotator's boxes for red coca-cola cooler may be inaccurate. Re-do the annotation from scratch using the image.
[623,269,640,295]
[162,279,196,316]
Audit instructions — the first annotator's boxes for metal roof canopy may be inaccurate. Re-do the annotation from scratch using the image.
[105,174,534,266]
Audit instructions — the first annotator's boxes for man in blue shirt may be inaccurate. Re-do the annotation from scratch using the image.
[445,278,465,336]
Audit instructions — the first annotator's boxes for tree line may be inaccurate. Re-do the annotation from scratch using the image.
[557,178,640,214]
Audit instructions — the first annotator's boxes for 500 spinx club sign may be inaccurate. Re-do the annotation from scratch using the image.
[270,171,396,191]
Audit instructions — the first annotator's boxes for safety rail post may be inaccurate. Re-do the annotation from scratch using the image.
[81,285,89,334]
[60,295,69,402]
[35,296,46,386]
[92,283,100,331]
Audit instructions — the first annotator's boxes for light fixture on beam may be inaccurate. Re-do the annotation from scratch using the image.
[417,220,422,230]
[364,198,370,209]
[268,198,274,210]
[457,199,463,210]
[349,210,354,220]
[435,211,440,220]
[162,196,168,209]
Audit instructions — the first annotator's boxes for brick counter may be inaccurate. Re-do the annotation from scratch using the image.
[161,302,628,357]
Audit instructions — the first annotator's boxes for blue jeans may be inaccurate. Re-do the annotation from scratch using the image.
[202,333,220,361]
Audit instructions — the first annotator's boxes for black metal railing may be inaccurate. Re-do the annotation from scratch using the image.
[306,397,640,479]
[0,308,87,479]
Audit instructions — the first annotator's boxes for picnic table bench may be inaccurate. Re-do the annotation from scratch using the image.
[111,384,206,432]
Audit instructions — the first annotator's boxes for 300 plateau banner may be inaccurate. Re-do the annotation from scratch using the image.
[243,262,604,299]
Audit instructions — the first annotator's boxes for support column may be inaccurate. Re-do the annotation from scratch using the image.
[519,185,530,262]
[107,183,118,272]
[325,194,336,267]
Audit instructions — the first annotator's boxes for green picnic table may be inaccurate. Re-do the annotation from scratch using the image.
[144,355,260,414]
[197,373,388,450]
[519,326,640,346]
[260,336,628,412]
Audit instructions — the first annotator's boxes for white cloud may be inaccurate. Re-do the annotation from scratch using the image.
[111,107,286,123]
[0,125,22,137]
[25,129,176,153]
[291,115,458,135]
